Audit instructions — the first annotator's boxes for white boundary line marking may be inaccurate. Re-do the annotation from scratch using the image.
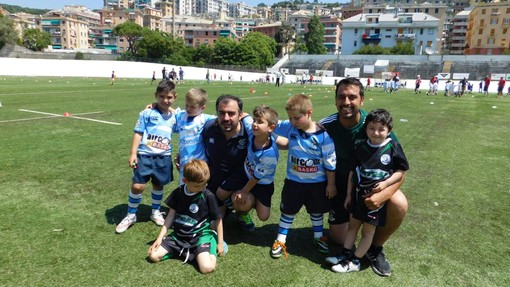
[0,111,105,124]
[17,109,122,126]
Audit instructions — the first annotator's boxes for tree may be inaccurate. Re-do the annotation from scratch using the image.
[112,21,143,54]
[0,14,18,49]
[305,15,327,54]
[210,37,237,65]
[292,34,307,54]
[353,45,389,55]
[275,22,295,56]
[390,43,414,55]
[22,28,51,51]
[240,32,276,67]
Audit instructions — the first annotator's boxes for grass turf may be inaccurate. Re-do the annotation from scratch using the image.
[0,76,509,286]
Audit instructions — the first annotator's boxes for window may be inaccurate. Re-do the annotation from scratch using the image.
[428,28,434,35]
[435,8,439,13]
[504,18,510,25]
[354,28,358,34]
[480,19,485,26]
[386,28,392,32]
[487,38,495,45]
[479,28,483,35]
[354,40,357,47]
[205,31,208,36]
[491,18,498,25]
[420,28,424,35]
[214,31,217,36]
[490,29,495,36]
[504,28,508,34]
[481,9,486,15]
[477,39,481,46]
[426,41,432,47]
[425,8,429,13]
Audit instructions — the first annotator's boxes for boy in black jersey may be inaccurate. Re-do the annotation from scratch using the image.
[332,109,409,273]
[148,159,226,274]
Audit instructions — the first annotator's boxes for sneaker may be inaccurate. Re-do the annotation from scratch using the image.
[325,254,348,265]
[313,236,329,254]
[270,240,288,259]
[115,215,136,233]
[331,259,361,273]
[222,241,228,256]
[237,213,255,232]
[366,246,391,277]
[150,210,166,226]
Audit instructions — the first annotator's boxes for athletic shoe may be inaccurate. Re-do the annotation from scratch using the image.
[150,210,166,226]
[331,259,361,273]
[366,246,391,277]
[313,236,329,254]
[270,240,288,259]
[222,241,229,256]
[238,213,255,232]
[115,215,136,233]
[325,254,348,265]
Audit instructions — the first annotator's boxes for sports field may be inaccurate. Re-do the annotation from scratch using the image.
[1,76,509,286]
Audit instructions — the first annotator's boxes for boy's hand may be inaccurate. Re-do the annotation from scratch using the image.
[148,239,162,255]
[217,241,224,256]
[129,155,137,169]
[325,184,337,199]
[371,182,386,193]
[174,154,180,171]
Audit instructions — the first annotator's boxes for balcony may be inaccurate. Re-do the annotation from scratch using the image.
[362,34,381,43]
[395,33,416,40]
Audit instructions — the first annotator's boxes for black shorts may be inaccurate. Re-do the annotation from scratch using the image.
[161,230,218,263]
[280,179,330,215]
[251,182,275,208]
[328,176,350,225]
[350,187,387,227]
[207,169,248,195]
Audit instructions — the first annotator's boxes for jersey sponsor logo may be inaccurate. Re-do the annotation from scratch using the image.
[146,133,170,150]
[208,138,215,144]
[189,203,199,214]
[290,155,320,173]
[380,154,391,165]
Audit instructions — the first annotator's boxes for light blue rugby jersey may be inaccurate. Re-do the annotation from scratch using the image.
[134,108,177,156]
[244,133,279,185]
[274,120,336,183]
[173,110,217,169]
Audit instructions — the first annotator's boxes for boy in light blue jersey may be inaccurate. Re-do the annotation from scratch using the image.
[232,105,286,223]
[270,94,337,259]
[116,80,177,234]
[173,88,216,185]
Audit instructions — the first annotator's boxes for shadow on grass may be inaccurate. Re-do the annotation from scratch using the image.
[222,215,335,267]
[105,204,169,225]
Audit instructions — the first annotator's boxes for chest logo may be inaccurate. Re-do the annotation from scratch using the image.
[380,154,391,165]
[189,203,199,214]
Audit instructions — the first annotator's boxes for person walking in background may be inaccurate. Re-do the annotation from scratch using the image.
[151,71,156,85]
[497,77,506,98]
[110,71,115,85]
[179,67,184,84]
[483,75,491,97]
[414,75,421,94]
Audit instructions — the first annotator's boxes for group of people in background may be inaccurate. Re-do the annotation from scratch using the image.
[113,77,409,277]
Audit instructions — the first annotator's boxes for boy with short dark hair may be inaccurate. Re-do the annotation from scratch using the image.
[115,80,177,234]
[332,108,409,273]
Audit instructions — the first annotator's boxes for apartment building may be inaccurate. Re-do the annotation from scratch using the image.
[155,0,175,17]
[341,12,440,55]
[0,8,39,39]
[465,2,510,55]
[448,9,470,55]
[301,14,342,53]
[288,10,313,35]
[104,0,129,9]
[229,2,257,18]
[143,6,163,31]
[39,15,89,49]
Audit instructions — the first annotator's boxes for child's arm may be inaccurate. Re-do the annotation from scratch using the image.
[345,170,355,209]
[129,132,143,168]
[275,135,288,150]
[371,170,405,193]
[215,218,225,256]
[325,170,337,199]
[148,208,175,254]
[236,178,258,199]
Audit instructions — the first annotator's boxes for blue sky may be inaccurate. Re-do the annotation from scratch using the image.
[0,0,345,10]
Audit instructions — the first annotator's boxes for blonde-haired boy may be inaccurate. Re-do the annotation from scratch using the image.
[271,94,337,258]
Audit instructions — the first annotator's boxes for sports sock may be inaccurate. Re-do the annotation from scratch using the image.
[127,190,142,215]
[309,213,324,239]
[151,189,164,214]
[276,213,295,243]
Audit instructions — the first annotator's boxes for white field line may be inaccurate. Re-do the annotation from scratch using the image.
[0,111,105,124]
[17,109,122,125]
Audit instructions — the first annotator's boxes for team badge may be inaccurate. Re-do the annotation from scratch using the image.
[189,203,199,213]
[380,154,391,165]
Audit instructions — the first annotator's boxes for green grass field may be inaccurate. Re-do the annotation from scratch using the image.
[1,76,509,286]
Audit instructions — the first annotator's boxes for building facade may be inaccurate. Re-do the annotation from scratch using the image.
[465,2,510,55]
[341,12,440,55]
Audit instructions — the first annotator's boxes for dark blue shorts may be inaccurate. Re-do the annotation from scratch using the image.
[132,154,173,186]
[280,179,331,215]
[208,169,248,195]
[251,182,275,208]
